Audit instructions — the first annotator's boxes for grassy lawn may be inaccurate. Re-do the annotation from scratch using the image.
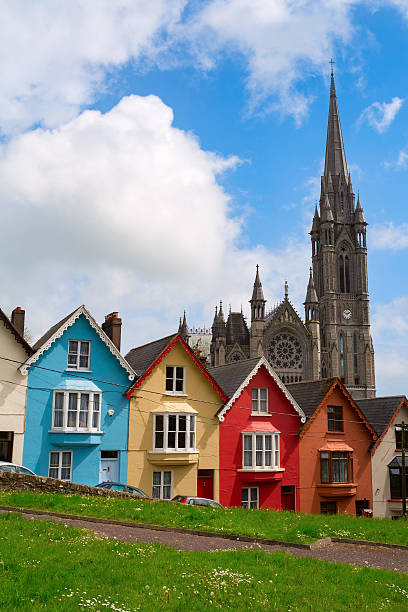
[0,490,408,546]
[0,513,407,611]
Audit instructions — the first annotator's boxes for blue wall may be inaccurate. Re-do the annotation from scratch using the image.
[23,314,131,486]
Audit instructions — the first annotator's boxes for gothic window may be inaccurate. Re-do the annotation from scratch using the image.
[267,334,303,381]
[353,333,359,384]
[339,249,350,293]
[230,352,242,362]
[322,361,327,378]
[339,332,345,381]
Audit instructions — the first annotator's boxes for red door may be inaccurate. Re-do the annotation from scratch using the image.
[281,486,296,511]
[197,469,214,499]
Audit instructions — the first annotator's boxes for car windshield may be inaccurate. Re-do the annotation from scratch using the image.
[129,487,148,497]
[17,467,34,475]
[0,465,16,472]
[171,495,186,502]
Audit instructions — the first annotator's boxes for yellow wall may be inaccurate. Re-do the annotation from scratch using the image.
[127,341,223,500]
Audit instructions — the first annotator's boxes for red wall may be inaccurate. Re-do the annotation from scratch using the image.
[219,365,301,509]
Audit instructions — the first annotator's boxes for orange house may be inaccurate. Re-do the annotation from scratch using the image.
[287,379,377,515]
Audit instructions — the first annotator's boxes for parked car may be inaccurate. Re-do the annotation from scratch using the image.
[171,495,223,508]
[95,482,149,498]
[0,461,36,476]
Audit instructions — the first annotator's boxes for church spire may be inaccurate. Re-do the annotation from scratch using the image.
[324,71,348,184]
[178,310,189,341]
[251,264,265,301]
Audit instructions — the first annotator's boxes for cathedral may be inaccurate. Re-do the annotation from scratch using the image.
[206,71,376,401]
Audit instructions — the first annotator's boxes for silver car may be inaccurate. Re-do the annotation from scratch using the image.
[0,461,36,476]
[171,495,223,507]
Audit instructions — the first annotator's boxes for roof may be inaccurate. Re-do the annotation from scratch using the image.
[208,357,306,423]
[208,357,261,399]
[0,308,33,356]
[33,308,77,350]
[125,334,176,377]
[21,305,135,380]
[286,378,338,420]
[287,378,377,440]
[126,334,227,403]
[356,396,406,437]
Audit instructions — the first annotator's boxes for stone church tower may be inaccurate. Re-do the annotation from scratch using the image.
[207,71,375,400]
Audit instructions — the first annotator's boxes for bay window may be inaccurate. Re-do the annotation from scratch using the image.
[242,432,280,470]
[52,390,101,432]
[153,413,196,451]
[320,451,353,483]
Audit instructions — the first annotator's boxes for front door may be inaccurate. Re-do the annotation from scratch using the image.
[281,485,296,511]
[99,451,119,483]
[197,469,214,499]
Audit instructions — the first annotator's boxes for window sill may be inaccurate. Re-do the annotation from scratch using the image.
[49,429,103,434]
[326,431,345,435]
[250,413,271,417]
[164,392,188,397]
[65,369,92,373]
[238,468,284,473]
[149,449,199,454]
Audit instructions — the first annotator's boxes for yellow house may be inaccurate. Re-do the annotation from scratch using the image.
[125,334,226,501]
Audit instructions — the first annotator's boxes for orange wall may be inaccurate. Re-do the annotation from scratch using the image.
[299,385,373,515]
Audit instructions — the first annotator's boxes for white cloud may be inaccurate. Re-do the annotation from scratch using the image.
[369,222,408,250]
[372,296,408,395]
[358,97,404,133]
[383,149,408,169]
[185,0,356,123]
[0,0,186,134]
[0,94,310,348]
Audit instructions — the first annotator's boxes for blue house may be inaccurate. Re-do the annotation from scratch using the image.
[21,306,135,485]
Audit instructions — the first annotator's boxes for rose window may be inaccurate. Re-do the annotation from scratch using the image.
[267,334,303,370]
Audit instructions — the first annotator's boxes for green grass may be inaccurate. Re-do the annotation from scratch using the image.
[0,513,407,611]
[0,490,407,546]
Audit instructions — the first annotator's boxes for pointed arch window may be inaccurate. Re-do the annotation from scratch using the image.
[353,333,359,384]
[339,250,350,293]
[339,333,345,381]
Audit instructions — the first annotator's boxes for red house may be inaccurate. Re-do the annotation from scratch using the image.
[209,357,306,510]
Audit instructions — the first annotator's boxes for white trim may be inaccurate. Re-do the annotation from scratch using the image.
[20,305,135,380]
[217,356,306,423]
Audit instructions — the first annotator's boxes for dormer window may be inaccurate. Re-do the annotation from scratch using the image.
[165,366,185,394]
[67,340,90,370]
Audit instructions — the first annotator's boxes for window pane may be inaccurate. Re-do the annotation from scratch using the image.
[163,471,172,485]
[50,452,59,467]
[80,341,89,355]
[321,458,329,483]
[244,451,252,467]
[61,467,71,480]
[190,431,195,448]
[68,393,77,427]
[155,415,164,431]
[152,486,161,499]
[153,472,161,486]
[175,378,183,392]
[79,394,89,428]
[92,395,100,429]
[251,389,258,412]
[260,389,267,400]
[178,432,186,448]
[176,367,184,379]
[163,485,171,500]
[178,416,186,431]
[250,488,258,502]
[190,415,195,432]
[241,488,249,507]
[243,435,252,451]
[62,452,71,466]
[265,436,272,450]
[256,436,263,450]
[168,432,176,448]
[165,366,174,391]
[155,432,164,448]
[168,415,176,431]
[49,468,58,478]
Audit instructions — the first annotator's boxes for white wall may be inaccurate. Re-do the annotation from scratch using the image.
[0,320,30,464]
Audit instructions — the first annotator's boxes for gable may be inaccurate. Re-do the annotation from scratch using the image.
[20,306,134,380]
[126,335,226,403]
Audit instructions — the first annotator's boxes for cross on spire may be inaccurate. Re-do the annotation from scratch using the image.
[329,58,335,75]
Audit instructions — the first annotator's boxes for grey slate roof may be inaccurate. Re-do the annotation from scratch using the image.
[226,312,250,346]
[286,378,338,420]
[125,334,177,378]
[356,396,406,437]
[33,307,79,350]
[207,357,261,399]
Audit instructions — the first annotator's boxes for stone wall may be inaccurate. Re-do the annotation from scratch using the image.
[0,471,135,499]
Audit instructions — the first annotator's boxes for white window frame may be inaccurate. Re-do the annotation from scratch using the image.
[48,450,73,481]
[67,339,91,371]
[251,388,268,414]
[51,390,102,432]
[153,413,196,452]
[152,470,172,499]
[241,432,280,470]
[241,487,259,509]
[165,365,185,395]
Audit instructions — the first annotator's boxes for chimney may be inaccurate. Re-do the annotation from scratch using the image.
[102,312,122,351]
[11,307,25,337]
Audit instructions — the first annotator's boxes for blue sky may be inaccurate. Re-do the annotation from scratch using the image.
[1,1,408,395]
